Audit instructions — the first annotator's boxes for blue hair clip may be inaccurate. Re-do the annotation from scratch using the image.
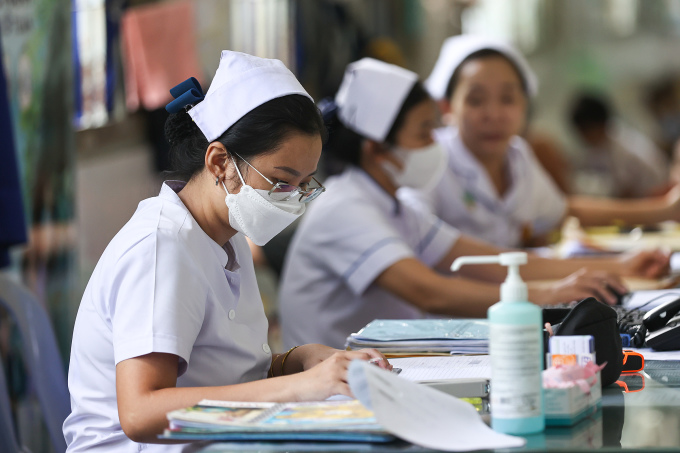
[318,97,339,123]
[166,77,204,114]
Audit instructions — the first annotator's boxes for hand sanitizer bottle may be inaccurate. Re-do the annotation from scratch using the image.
[452,252,545,434]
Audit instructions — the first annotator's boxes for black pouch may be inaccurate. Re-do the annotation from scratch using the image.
[543,297,623,387]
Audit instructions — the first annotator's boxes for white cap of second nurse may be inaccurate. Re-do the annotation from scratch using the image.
[335,58,419,142]
[425,35,539,101]
[188,50,313,142]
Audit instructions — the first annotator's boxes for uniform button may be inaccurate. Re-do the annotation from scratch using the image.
[228,309,236,320]
[262,343,271,354]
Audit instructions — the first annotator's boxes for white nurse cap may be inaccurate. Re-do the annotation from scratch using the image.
[187,51,313,142]
[335,58,419,142]
[425,35,538,101]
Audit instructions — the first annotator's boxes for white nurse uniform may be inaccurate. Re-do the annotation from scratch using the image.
[63,181,271,452]
[279,168,460,349]
[399,127,567,248]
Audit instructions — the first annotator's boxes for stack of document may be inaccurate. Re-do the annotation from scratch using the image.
[162,399,395,443]
[345,319,488,354]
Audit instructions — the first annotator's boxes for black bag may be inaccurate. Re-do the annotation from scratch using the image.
[543,297,624,387]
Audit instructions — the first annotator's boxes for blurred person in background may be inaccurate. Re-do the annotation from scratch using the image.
[646,76,680,156]
[400,35,680,249]
[671,141,680,186]
[569,92,668,198]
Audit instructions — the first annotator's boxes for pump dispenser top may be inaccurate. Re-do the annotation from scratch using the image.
[451,252,528,303]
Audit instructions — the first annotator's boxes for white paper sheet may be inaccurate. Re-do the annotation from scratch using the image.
[622,290,680,311]
[628,347,680,361]
[348,360,525,451]
[389,355,491,381]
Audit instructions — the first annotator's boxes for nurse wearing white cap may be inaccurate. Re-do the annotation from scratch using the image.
[401,34,680,248]
[278,58,667,350]
[399,35,563,248]
[62,51,391,452]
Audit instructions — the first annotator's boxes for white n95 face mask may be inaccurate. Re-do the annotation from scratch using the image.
[221,166,305,246]
[381,142,446,190]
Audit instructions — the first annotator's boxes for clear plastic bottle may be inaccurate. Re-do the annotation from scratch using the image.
[452,252,545,434]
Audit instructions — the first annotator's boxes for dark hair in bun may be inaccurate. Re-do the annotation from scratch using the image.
[164,94,327,182]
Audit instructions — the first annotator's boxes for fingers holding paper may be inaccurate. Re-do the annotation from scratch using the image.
[294,349,392,400]
[292,344,391,372]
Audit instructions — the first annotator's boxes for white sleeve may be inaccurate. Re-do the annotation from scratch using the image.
[524,146,568,235]
[308,203,415,297]
[111,231,207,372]
[397,186,437,215]
[407,208,461,267]
[309,198,461,296]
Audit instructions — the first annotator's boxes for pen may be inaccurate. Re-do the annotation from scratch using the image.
[368,358,402,374]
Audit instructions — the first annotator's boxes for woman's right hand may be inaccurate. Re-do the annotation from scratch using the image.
[532,268,628,306]
[291,349,390,401]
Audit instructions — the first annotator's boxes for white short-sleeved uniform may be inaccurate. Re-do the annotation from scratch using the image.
[399,127,568,248]
[279,168,460,349]
[63,181,271,453]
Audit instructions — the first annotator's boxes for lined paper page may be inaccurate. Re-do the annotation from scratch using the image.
[389,356,491,381]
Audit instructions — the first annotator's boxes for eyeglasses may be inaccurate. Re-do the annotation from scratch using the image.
[233,152,326,203]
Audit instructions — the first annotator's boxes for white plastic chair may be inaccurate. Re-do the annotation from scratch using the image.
[0,273,69,453]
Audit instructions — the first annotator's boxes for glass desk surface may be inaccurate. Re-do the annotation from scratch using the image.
[197,360,680,452]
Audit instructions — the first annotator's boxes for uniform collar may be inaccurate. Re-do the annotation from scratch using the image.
[435,127,524,205]
[346,167,401,216]
[159,180,189,205]
[159,180,238,270]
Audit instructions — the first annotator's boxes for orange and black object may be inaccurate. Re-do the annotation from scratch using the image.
[616,372,645,393]
[621,350,645,373]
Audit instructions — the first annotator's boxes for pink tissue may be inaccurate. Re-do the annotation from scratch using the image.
[543,362,605,393]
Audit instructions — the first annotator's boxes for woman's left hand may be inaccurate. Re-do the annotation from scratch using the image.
[290,344,391,373]
[618,249,671,279]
